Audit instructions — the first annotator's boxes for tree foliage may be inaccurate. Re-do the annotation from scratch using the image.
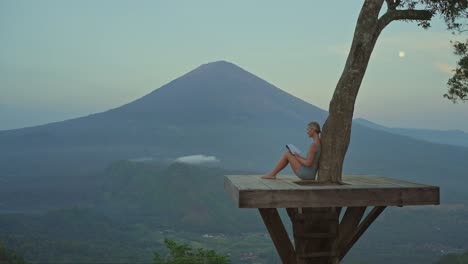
[445,39,468,102]
[0,242,29,264]
[153,239,230,264]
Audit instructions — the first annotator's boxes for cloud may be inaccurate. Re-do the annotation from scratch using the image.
[434,63,455,75]
[175,154,220,165]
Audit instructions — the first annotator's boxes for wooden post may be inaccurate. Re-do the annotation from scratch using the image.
[339,206,386,261]
[259,208,297,264]
[336,207,366,252]
[288,207,340,264]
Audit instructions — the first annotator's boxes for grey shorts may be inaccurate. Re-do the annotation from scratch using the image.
[297,165,318,180]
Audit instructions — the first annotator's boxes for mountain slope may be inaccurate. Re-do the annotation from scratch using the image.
[354,118,468,147]
[0,61,327,182]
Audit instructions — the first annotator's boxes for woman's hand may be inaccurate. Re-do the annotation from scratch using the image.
[293,152,302,160]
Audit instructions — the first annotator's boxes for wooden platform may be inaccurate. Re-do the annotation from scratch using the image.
[224,175,439,208]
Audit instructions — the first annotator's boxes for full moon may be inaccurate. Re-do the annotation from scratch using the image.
[399,51,406,58]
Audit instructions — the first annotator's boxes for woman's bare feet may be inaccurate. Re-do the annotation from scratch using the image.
[261,173,277,179]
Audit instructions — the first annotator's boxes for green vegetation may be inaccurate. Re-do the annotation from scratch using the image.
[95,161,262,233]
[0,242,29,264]
[154,239,229,264]
[1,161,467,263]
[445,39,468,103]
[435,249,468,264]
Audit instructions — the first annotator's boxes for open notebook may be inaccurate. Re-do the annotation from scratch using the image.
[286,144,301,155]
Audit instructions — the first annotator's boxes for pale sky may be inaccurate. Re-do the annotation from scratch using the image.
[1,0,467,132]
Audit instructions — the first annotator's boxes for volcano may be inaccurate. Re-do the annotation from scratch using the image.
[0,61,466,203]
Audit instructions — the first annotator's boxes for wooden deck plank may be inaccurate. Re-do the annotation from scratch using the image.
[373,176,431,187]
[261,178,301,189]
[224,176,240,206]
[225,175,440,208]
[342,176,399,188]
[226,175,271,190]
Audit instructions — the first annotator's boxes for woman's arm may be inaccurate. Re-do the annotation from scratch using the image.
[294,144,316,167]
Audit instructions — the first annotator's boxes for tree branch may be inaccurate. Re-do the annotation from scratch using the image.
[385,0,401,10]
[377,9,433,35]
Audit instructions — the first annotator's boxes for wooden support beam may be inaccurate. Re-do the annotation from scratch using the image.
[288,207,340,264]
[340,206,386,261]
[336,207,343,218]
[224,176,438,263]
[337,206,366,250]
[297,251,338,258]
[286,208,299,218]
[258,208,297,264]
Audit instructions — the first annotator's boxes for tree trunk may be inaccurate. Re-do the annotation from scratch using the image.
[317,0,385,183]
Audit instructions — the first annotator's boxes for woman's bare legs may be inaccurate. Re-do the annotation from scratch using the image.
[262,151,302,179]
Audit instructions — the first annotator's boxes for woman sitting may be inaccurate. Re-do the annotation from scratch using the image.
[262,121,321,180]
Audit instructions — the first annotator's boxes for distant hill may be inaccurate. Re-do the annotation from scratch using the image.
[354,118,468,147]
[95,161,262,232]
[0,60,467,209]
[434,249,468,264]
[2,162,468,264]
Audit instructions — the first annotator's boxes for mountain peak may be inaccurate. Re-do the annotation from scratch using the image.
[200,60,236,67]
[109,60,326,125]
[189,60,246,76]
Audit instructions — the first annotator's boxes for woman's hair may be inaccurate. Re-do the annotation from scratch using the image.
[308,121,321,134]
